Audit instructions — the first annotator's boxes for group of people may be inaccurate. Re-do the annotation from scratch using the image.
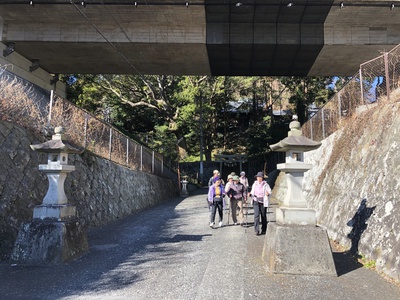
[207,170,271,235]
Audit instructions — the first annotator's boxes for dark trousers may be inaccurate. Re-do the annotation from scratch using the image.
[210,200,223,223]
[254,201,267,234]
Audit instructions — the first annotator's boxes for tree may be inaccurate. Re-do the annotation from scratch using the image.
[65,74,189,161]
[175,76,229,161]
[64,74,335,162]
[280,76,335,124]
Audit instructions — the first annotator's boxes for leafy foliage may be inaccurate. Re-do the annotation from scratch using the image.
[64,74,338,162]
[280,76,335,124]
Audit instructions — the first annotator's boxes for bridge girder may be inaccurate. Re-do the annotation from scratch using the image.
[0,0,399,76]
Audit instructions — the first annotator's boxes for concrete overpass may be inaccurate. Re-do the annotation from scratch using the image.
[1,0,400,81]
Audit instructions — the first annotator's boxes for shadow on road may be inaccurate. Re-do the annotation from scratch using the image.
[332,250,364,276]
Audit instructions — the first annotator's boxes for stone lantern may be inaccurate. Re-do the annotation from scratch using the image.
[31,126,82,221]
[262,116,336,276]
[269,116,321,225]
[180,175,189,196]
[12,126,88,265]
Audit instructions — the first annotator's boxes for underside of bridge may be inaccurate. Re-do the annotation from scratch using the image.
[0,0,400,76]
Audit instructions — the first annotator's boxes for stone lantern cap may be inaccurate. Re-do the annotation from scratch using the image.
[270,135,321,153]
[270,116,321,153]
[30,126,83,154]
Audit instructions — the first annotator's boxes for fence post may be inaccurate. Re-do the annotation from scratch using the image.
[338,91,342,120]
[310,117,313,140]
[359,68,364,104]
[384,52,390,101]
[140,146,143,171]
[47,90,54,127]
[84,114,88,149]
[109,127,112,161]
[126,138,129,166]
[152,151,155,173]
[321,108,325,140]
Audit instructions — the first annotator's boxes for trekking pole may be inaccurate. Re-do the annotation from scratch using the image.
[245,198,248,227]
[227,196,230,225]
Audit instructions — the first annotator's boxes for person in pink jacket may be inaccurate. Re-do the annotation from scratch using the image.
[248,171,272,235]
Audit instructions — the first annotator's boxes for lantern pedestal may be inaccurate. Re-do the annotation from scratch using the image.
[11,219,88,265]
[262,223,337,276]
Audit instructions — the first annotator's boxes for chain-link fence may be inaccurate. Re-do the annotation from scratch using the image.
[0,67,177,180]
[303,44,400,141]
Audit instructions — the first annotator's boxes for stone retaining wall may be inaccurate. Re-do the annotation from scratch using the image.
[0,121,179,259]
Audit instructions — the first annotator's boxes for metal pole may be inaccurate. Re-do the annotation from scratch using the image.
[199,97,204,185]
[321,108,325,140]
[48,89,54,127]
[109,128,112,160]
[177,144,181,192]
[152,151,155,173]
[384,52,390,101]
[126,138,129,166]
[359,68,364,104]
[140,146,143,171]
[84,114,88,149]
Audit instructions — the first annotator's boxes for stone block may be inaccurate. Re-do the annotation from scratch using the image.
[11,219,88,265]
[276,207,317,226]
[266,204,278,223]
[33,204,76,220]
[262,223,337,276]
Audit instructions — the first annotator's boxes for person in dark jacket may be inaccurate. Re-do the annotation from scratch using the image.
[227,175,247,225]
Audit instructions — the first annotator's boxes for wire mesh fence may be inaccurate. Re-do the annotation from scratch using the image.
[0,67,177,180]
[4,43,400,175]
[303,44,400,141]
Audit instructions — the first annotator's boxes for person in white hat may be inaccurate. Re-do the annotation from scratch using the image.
[239,171,249,193]
[248,171,271,235]
[224,174,234,193]
[208,169,220,187]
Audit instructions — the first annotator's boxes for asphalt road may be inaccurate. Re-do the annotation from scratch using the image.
[0,188,399,300]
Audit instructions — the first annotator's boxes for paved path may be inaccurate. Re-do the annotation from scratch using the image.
[0,188,399,300]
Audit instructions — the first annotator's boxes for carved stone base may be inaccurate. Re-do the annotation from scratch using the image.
[11,219,88,265]
[276,206,316,226]
[33,204,76,220]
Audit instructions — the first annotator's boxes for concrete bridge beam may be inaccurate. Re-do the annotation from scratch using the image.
[0,1,400,79]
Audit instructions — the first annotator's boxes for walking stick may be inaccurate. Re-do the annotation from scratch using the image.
[227,196,230,225]
[246,199,249,227]
[245,197,249,227]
